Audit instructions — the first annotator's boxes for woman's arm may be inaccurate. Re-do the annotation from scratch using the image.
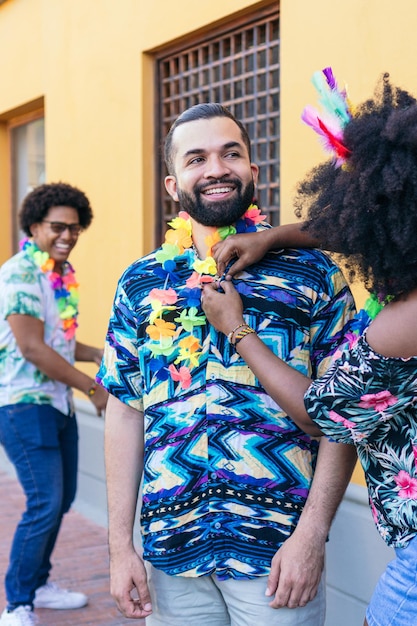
[213,222,321,278]
[201,281,321,436]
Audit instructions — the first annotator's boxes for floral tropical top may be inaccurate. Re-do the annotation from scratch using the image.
[305,330,417,548]
[98,228,356,580]
[0,250,75,415]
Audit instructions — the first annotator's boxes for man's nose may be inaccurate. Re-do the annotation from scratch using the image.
[59,227,77,241]
[203,156,231,179]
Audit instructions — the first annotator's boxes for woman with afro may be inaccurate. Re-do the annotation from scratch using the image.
[201,72,417,626]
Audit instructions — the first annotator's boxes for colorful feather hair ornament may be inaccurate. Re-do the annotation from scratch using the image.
[301,66,354,167]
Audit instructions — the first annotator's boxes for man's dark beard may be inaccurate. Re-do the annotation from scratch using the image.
[176,179,255,227]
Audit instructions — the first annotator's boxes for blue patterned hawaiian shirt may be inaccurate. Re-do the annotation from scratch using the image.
[305,329,417,548]
[98,229,355,580]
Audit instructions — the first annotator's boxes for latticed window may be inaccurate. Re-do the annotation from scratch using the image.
[155,3,279,243]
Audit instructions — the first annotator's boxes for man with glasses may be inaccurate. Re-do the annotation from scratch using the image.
[0,183,108,626]
[40,220,83,235]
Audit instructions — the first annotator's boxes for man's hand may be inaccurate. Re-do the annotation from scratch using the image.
[266,528,325,609]
[110,549,153,619]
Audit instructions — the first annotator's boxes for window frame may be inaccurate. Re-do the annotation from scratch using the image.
[8,107,45,251]
[154,2,279,244]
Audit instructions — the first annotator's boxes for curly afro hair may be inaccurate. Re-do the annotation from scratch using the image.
[19,182,93,236]
[294,73,417,300]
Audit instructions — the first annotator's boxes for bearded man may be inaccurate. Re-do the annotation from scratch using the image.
[97,103,357,626]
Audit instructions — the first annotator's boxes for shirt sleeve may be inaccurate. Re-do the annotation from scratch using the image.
[0,257,44,322]
[309,258,356,378]
[304,342,417,444]
[96,278,144,411]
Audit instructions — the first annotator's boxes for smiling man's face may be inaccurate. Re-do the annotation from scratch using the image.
[29,206,81,268]
[164,116,259,227]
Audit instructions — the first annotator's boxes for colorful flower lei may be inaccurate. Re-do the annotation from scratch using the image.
[338,292,394,354]
[145,204,266,389]
[20,238,79,340]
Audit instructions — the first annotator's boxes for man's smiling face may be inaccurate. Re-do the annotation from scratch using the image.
[164,116,258,227]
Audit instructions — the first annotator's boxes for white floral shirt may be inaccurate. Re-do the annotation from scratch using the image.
[0,250,75,415]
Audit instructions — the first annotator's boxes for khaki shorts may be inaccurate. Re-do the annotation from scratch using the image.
[145,563,326,626]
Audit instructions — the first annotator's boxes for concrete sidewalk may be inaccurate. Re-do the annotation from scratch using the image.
[0,470,145,625]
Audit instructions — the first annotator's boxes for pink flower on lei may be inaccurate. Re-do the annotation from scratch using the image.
[168,364,192,389]
[394,470,417,499]
[244,204,267,224]
[344,330,361,349]
[149,288,178,305]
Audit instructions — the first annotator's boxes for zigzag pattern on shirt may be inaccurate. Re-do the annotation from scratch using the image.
[98,236,356,578]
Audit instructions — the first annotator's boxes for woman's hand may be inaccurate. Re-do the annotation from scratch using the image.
[212,231,273,279]
[213,223,321,279]
[201,281,245,336]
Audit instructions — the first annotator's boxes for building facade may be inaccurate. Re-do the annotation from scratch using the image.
[2,0,415,622]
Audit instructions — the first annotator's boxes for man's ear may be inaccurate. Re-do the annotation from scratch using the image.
[251,163,259,186]
[164,175,179,202]
[29,223,39,238]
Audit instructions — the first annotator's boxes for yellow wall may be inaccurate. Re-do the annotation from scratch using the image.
[280,0,417,226]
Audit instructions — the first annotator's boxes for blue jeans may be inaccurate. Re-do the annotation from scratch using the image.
[366,534,417,626]
[0,403,78,609]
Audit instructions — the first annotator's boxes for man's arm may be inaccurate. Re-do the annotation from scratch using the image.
[75,341,103,366]
[266,438,357,608]
[8,314,108,414]
[105,394,153,619]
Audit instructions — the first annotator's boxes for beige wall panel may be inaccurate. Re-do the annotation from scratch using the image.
[0,0,43,109]
[40,0,145,350]
[137,0,269,48]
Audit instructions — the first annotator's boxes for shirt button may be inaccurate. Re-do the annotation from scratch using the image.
[214,522,221,530]
[210,472,217,480]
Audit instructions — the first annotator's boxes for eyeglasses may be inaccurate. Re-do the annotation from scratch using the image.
[42,220,82,236]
